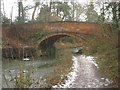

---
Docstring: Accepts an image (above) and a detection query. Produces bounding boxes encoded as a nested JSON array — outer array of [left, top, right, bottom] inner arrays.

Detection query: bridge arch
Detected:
[[38, 32, 85, 52]]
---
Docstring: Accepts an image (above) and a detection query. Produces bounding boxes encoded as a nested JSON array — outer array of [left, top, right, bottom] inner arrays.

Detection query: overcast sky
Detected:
[[2, 0, 90, 21], [2, 0, 119, 21]]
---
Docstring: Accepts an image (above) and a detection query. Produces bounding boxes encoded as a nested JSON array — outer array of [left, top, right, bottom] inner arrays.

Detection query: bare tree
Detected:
[[32, 2, 40, 20]]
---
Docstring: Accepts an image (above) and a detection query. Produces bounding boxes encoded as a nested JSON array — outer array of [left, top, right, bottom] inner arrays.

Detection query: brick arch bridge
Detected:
[[2, 21, 107, 57], [34, 21, 103, 52], [38, 32, 85, 51]]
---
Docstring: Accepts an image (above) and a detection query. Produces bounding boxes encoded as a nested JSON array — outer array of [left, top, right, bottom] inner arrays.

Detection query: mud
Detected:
[[53, 55, 112, 88], [71, 55, 111, 88]]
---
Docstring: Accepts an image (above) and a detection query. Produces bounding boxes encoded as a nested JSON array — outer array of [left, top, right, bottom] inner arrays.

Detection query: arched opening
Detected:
[[38, 33, 85, 56]]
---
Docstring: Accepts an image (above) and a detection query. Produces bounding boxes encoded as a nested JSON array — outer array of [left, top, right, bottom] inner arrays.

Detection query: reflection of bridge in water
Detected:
[[2, 21, 107, 58]]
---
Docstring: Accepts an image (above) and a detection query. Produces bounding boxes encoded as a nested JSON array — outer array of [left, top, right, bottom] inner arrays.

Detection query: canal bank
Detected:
[[82, 28, 118, 87], [2, 45, 115, 88], [40, 48, 73, 88], [2, 48, 73, 88], [2, 40, 117, 88]]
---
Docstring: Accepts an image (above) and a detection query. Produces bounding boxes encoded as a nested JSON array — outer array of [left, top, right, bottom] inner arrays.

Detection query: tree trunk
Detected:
[[119, 3, 120, 31], [101, 4, 105, 22], [18, 2, 24, 23], [32, 4, 37, 20], [118, 2, 120, 22], [18, 2, 21, 21], [72, 2, 75, 21], [112, 2, 117, 23]]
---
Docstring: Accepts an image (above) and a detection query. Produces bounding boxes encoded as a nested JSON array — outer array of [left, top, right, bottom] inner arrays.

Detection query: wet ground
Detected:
[[53, 55, 112, 88], [71, 55, 111, 88]]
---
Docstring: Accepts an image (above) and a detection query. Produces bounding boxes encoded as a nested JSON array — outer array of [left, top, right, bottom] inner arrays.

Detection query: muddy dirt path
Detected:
[[71, 55, 111, 88]]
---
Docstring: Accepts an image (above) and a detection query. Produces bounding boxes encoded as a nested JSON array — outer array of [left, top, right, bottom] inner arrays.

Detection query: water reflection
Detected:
[[2, 55, 56, 88], [2, 47, 80, 88]]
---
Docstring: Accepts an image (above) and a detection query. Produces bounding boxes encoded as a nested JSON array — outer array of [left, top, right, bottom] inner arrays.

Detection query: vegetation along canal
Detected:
[[2, 55, 57, 88], [2, 47, 112, 88], [2, 46, 74, 88]]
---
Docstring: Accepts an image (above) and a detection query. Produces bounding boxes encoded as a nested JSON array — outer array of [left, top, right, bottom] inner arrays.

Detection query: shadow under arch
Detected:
[[37, 32, 85, 55]]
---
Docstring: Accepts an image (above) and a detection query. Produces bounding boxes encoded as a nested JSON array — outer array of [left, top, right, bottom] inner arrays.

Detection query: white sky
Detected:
[[2, 0, 119, 21], [2, 0, 89, 21]]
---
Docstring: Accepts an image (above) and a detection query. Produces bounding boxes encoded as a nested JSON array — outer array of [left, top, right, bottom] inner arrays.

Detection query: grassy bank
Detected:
[[40, 48, 73, 88], [83, 25, 118, 87]]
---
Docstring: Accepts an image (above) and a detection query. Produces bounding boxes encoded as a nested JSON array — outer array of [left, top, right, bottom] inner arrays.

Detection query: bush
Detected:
[[83, 24, 118, 87]]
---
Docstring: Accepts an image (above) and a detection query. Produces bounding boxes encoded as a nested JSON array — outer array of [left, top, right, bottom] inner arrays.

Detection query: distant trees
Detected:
[[95, 1, 120, 28], [2, 15, 11, 25], [71, 2, 84, 21], [2, 0, 119, 24], [16, 2, 25, 23], [36, 5, 60, 22], [1, 0, 11, 25], [55, 2, 71, 21], [70, 1, 119, 24], [85, 2, 99, 22], [15, 1, 29, 24], [105, 2, 120, 27], [36, 5, 51, 22], [36, 2, 72, 22], [32, 2, 40, 20]]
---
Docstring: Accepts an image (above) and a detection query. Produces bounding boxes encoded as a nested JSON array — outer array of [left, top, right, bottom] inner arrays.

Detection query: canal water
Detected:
[[2, 55, 57, 88], [2, 47, 82, 88]]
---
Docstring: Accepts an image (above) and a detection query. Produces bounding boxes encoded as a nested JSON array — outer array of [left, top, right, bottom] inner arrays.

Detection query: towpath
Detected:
[[71, 55, 111, 88]]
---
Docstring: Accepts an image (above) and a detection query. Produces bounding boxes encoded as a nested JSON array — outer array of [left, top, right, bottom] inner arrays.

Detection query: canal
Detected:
[[2, 47, 111, 88], [2, 55, 57, 88]]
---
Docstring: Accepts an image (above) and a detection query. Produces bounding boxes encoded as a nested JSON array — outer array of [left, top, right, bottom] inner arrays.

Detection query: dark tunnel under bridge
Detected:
[[37, 32, 86, 55]]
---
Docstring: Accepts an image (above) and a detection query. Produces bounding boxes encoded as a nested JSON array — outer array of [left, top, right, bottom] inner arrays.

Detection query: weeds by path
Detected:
[[83, 24, 118, 87], [40, 49, 73, 88]]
